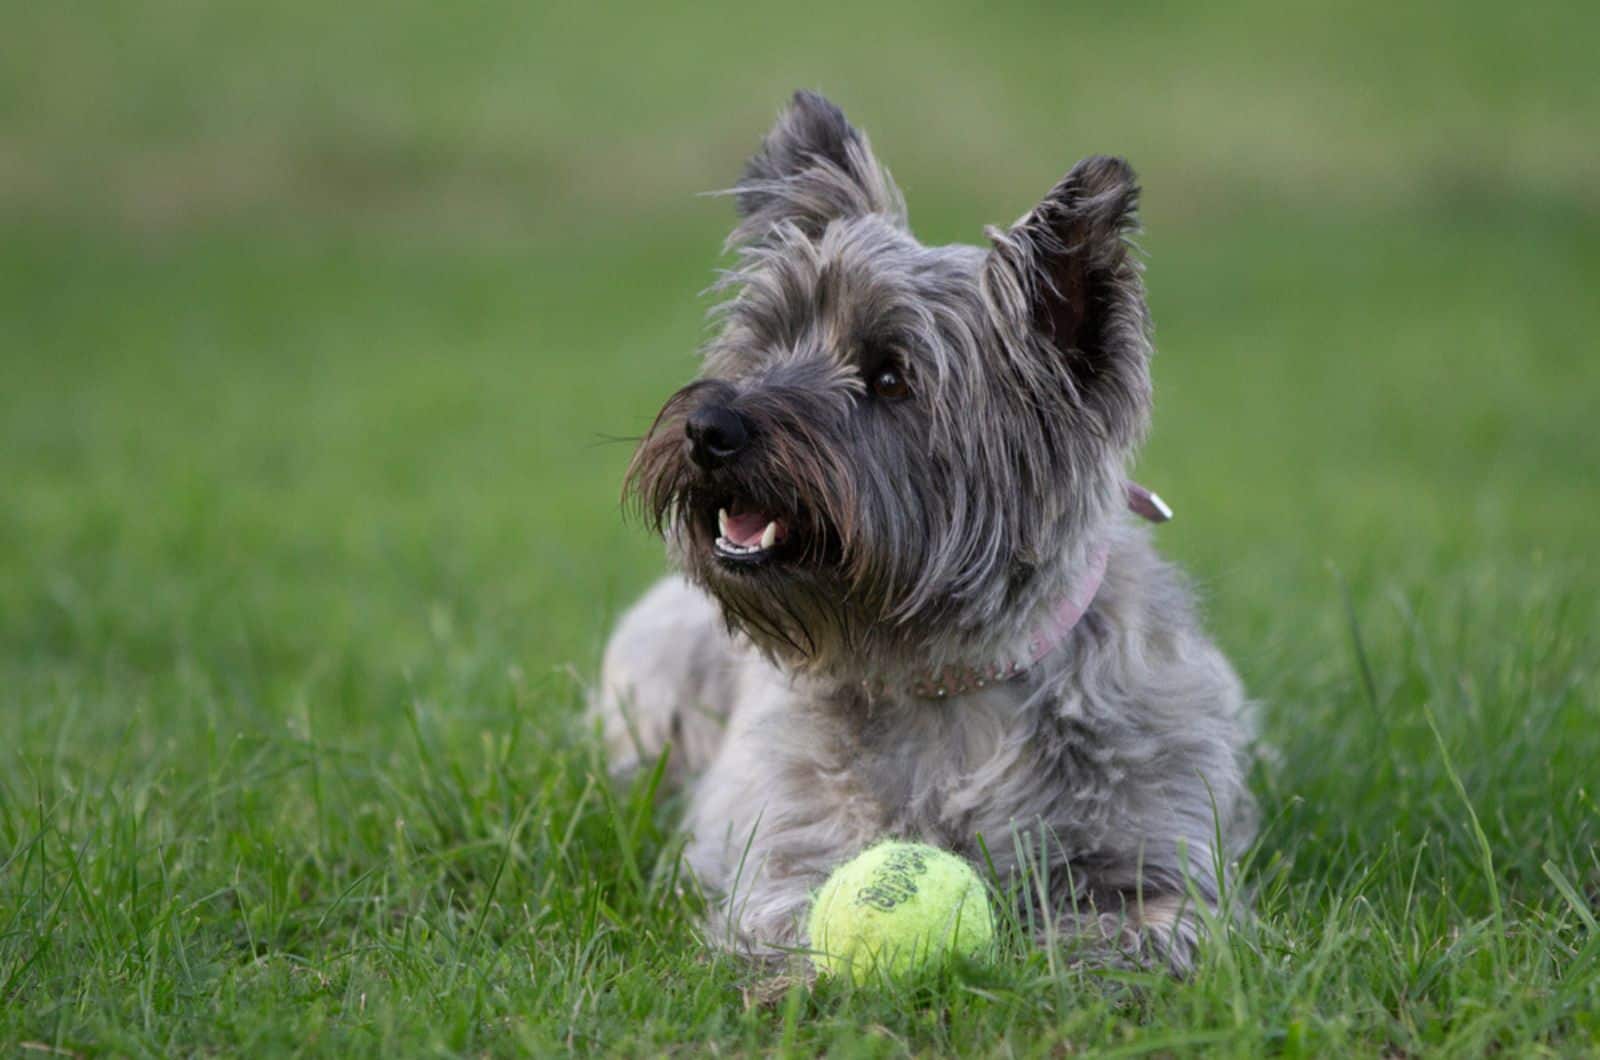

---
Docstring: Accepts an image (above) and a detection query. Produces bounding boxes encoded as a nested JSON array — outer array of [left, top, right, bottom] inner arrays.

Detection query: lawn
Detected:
[[3, 1, 1598, 1055]]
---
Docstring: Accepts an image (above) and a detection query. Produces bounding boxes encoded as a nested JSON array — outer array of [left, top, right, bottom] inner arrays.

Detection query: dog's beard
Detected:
[[625, 382, 870, 666], [659, 485, 853, 665]]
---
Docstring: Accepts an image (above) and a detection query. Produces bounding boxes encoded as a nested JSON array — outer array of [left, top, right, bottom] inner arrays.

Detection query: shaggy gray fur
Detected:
[[594, 91, 1255, 973]]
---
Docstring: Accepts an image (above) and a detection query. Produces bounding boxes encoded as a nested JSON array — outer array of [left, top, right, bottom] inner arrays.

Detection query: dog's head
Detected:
[[628, 91, 1152, 677]]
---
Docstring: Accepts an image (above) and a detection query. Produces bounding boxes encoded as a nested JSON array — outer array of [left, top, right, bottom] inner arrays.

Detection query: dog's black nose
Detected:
[[685, 405, 749, 469]]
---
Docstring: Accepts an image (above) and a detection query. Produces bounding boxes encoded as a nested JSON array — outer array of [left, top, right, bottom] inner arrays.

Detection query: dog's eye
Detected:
[[871, 368, 910, 401]]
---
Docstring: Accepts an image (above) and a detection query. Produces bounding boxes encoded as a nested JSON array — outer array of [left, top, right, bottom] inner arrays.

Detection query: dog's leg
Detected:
[[1048, 851, 1231, 974], [681, 695, 883, 964], [1126, 892, 1206, 972], [590, 575, 742, 789], [1072, 891, 1207, 974]]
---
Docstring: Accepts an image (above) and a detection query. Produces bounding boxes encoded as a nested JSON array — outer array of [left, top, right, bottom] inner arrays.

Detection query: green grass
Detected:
[[3, 1, 1598, 1055]]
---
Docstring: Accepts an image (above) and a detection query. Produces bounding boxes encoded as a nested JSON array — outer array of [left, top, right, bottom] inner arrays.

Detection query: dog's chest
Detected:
[[825, 683, 1105, 849]]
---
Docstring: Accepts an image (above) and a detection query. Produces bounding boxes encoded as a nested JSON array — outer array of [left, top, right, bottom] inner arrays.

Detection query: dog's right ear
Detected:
[[729, 91, 905, 245]]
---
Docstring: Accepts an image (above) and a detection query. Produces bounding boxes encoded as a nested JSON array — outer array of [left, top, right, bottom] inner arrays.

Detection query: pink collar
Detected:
[[880, 483, 1171, 700]]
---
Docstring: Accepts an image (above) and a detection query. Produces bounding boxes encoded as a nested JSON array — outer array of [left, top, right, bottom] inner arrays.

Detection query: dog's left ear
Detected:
[[984, 155, 1152, 447], [729, 91, 906, 245]]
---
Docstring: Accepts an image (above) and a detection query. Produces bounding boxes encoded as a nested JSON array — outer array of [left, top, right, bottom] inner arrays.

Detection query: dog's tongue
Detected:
[[721, 509, 787, 548]]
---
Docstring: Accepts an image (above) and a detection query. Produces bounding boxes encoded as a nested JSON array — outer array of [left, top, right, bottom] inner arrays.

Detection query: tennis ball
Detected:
[[807, 840, 995, 983]]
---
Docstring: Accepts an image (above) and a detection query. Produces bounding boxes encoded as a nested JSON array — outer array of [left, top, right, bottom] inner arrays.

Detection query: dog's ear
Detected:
[[984, 155, 1152, 446], [730, 91, 905, 244]]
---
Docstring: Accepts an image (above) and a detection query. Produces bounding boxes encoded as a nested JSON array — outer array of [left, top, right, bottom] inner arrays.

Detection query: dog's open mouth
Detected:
[[712, 501, 791, 566]]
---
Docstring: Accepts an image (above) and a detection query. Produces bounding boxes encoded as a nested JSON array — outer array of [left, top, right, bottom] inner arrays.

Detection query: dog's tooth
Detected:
[[717, 509, 730, 537], [759, 521, 778, 550]]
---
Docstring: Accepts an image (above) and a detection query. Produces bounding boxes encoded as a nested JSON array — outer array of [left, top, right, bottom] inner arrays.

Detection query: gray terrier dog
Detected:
[[594, 91, 1254, 972]]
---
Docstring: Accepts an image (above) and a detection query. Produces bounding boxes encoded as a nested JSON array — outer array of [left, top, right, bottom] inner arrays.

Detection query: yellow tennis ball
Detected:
[[807, 841, 995, 983]]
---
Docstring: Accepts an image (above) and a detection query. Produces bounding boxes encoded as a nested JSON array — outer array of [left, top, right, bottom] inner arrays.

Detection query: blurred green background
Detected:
[[3, 1, 1598, 1053], [5, 0, 1596, 690]]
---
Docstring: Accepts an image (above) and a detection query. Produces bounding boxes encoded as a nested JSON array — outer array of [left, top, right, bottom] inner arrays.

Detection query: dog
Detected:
[[593, 91, 1255, 973]]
